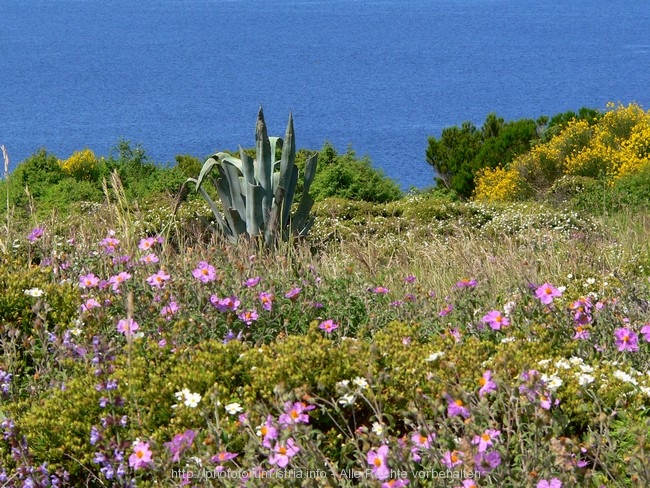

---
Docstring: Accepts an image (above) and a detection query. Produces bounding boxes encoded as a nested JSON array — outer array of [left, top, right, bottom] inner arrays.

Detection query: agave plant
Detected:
[[188, 108, 318, 248]]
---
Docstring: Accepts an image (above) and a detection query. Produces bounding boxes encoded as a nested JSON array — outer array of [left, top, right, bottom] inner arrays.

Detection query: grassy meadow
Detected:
[[1, 104, 650, 487]]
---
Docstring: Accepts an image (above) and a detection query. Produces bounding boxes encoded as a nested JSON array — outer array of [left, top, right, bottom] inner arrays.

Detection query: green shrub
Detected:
[[6, 149, 64, 213], [309, 143, 402, 203], [571, 164, 650, 212], [39, 178, 104, 215], [174, 154, 203, 179]]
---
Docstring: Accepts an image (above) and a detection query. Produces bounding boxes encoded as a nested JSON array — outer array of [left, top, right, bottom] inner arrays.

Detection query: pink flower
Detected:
[[367, 445, 390, 480], [285, 287, 302, 300], [478, 370, 497, 396], [129, 440, 153, 469], [79, 273, 100, 289], [382, 480, 410, 488], [244, 276, 261, 287], [472, 429, 500, 453], [445, 394, 470, 418], [474, 450, 501, 475], [405, 275, 416, 283], [373, 286, 390, 294], [279, 401, 314, 426], [614, 327, 638, 352], [459, 481, 478, 488], [146, 269, 170, 288], [257, 415, 278, 448], [160, 301, 179, 320], [238, 309, 258, 325], [100, 233, 120, 254], [537, 479, 562, 488], [139, 253, 159, 264], [441, 450, 464, 469], [573, 325, 590, 340], [535, 283, 562, 305], [210, 451, 238, 464], [211, 295, 240, 312], [641, 324, 650, 342], [571, 297, 593, 325], [456, 278, 477, 288], [539, 392, 553, 410], [269, 438, 300, 468], [27, 227, 44, 242], [164, 430, 195, 462], [81, 298, 101, 312], [481, 310, 510, 330], [439, 304, 453, 316], [108, 271, 131, 292], [410, 432, 434, 449], [138, 237, 157, 251], [319, 319, 339, 333], [117, 318, 139, 336], [258, 292, 274, 311], [192, 261, 216, 283]]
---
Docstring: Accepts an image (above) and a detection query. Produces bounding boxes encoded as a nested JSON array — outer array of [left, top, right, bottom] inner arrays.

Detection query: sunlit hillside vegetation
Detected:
[[1, 104, 649, 487]]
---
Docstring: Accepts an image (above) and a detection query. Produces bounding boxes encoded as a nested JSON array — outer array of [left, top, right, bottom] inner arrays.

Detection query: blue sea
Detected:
[[1, 0, 649, 189]]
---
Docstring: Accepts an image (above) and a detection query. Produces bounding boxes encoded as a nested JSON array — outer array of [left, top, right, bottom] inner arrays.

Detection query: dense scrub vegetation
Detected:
[[1, 103, 649, 487], [426, 108, 602, 199]]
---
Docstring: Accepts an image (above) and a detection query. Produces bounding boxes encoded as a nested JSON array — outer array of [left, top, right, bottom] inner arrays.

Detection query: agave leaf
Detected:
[[221, 163, 246, 220], [227, 208, 246, 242], [302, 152, 318, 193], [246, 183, 265, 235], [290, 153, 318, 234], [281, 163, 299, 231], [297, 215, 315, 237], [215, 168, 246, 239], [187, 178, 235, 242], [240, 147, 255, 188], [215, 152, 243, 172], [195, 156, 221, 190], [276, 113, 295, 196], [255, 107, 273, 217]]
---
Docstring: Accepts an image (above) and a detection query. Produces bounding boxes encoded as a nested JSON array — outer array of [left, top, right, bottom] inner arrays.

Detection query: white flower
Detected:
[[569, 356, 584, 366], [225, 402, 243, 415], [372, 422, 384, 436], [184, 392, 202, 408], [640, 386, 650, 398], [586, 277, 596, 285], [338, 393, 355, 406], [24, 288, 44, 297], [613, 370, 638, 385], [542, 374, 563, 391], [579, 364, 594, 373], [174, 388, 202, 408], [554, 359, 571, 370], [537, 359, 551, 367], [70, 327, 82, 336], [352, 377, 369, 389], [577, 373, 595, 386], [503, 301, 516, 316], [500, 336, 516, 343], [425, 351, 445, 362], [336, 380, 350, 390], [175, 388, 189, 401]]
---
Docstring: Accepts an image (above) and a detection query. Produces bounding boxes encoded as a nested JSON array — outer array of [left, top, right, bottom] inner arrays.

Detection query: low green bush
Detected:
[[309, 143, 402, 203]]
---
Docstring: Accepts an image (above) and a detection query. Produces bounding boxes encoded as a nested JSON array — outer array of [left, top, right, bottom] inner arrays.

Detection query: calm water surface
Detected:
[[1, 0, 649, 188]]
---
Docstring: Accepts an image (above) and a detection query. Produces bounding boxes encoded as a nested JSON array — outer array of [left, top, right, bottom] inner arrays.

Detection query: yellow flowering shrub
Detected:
[[477, 103, 650, 201], [58, 148, 98, 181], [473, 166, 524, 202]]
